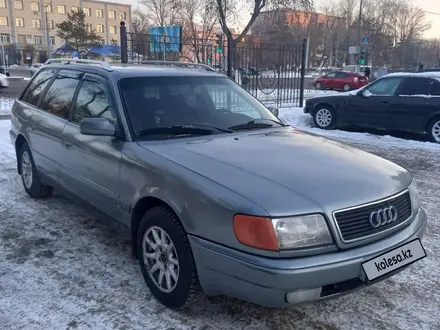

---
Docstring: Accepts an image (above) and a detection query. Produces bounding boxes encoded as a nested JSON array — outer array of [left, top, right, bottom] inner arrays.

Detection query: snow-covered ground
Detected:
[[0, 107, 440, 329], [0, 97, 14, 116]]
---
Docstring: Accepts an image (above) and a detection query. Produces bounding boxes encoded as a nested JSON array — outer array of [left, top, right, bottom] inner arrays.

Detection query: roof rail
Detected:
[[124, 60, 216, 72], [44, 58, 113, 71]]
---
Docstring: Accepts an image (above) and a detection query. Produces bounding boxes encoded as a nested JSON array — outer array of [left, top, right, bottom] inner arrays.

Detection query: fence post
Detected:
[[299, 38, 307, 107], [120, 21, 128, 64]]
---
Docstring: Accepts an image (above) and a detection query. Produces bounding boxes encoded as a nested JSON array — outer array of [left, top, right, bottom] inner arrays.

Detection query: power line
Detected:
[[423, 11, 440, 16]]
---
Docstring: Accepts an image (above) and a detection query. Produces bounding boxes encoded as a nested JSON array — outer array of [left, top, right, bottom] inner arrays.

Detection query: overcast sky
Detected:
[[121, 0, 440, 38]]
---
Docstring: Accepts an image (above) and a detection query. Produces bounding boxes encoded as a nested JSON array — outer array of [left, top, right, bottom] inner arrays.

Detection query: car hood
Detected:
[[138, 128, 412, 216]]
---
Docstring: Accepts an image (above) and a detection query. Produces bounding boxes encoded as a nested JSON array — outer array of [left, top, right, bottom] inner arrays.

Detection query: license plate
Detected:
[[362, 238, 426, 281]]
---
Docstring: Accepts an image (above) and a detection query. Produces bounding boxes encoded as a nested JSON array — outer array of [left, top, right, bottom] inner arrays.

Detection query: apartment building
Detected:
[[0, 0, 131, 51]]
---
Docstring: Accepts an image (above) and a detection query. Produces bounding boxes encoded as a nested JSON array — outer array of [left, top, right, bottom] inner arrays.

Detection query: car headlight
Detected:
[[272, 214, 333, 249], [408, 180, 421, 214]]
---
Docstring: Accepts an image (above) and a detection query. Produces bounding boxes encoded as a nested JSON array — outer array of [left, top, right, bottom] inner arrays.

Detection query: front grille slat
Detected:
[[334, 191, 412, 243]]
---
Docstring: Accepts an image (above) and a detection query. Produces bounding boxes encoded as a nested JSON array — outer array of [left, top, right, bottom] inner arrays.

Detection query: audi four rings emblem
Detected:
[[369, 206, 398, 228]]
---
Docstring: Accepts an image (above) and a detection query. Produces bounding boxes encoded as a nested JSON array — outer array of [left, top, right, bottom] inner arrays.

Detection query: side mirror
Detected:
[[80, 117, 115, 136], [267, 105, 279, 117]]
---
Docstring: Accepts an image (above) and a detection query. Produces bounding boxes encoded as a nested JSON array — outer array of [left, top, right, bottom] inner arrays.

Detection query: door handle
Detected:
[[64, 140, 72, 148]]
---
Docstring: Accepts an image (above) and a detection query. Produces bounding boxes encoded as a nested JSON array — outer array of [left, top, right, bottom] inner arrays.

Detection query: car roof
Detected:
[[384, 72, 440, 79], [110, 65, 223, 77]]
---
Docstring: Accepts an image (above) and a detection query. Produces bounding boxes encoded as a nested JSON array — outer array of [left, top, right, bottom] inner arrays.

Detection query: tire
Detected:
[[313, 106, 336, 129], [19, 142, 53, 198], [343, 84, 350, 91], [427, 117, 440, 143], [137, 206, 201, 309], [315, 82, 323, 90]]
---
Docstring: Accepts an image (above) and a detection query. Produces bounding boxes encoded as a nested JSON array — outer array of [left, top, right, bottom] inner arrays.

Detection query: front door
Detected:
[[27, 69, 82, 180], [340, 76, 405, 129], [60, 74, 126, 222]]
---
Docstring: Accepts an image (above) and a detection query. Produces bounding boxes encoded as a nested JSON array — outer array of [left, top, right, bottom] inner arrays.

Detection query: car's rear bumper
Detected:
[[189, 208, 427, 307]]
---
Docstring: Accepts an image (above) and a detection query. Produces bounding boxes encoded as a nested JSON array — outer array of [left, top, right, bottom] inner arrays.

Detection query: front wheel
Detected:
[[427, 117, 440, 143], [313, 107, 336, 129], [315, 82, 323, 90], [137, 206, 201, 309]]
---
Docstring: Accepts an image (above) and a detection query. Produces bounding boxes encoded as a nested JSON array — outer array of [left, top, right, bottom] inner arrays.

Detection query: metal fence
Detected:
[[119, 24, 307, 107]]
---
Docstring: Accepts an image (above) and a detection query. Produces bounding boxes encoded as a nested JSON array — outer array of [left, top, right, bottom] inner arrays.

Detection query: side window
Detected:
[[398, 78, 431, 96], [326, 72, 336, 78], [21, 69, 56, 106], [335, 72, 348, 78], [73, 78, 118, 124], [40, 70, 82, 119], [365, 77, 403, 96], [430, 80, 440, 96]]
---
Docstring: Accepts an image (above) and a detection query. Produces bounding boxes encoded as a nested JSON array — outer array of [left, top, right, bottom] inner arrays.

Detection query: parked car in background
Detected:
[[10, 60, 427, 310], [0, 73, 9, 88], [305, 72, 440, 143], [313, 71, 369, 91], [0, 67, 10, 77]]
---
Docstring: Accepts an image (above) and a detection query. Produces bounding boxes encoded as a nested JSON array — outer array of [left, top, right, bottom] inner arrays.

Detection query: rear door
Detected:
[[392, 77, 435, 132], [27, 69, 82, 180], [334, 72, 349, 90]]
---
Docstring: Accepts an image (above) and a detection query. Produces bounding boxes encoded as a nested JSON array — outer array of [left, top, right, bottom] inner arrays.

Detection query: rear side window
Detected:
[[335, 72, 348, 78], [21, 69, 56, 106], [40, 70, 82, 119], [399, 78, 432, 96], [366, 77, 403, 96]]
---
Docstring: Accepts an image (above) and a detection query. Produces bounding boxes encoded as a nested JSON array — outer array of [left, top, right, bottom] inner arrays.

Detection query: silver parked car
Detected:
[[10, 59, 427, 309]]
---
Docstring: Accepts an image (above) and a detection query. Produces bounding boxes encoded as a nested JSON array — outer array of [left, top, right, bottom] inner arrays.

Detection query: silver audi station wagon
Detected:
[[10, 59, 427, 309]]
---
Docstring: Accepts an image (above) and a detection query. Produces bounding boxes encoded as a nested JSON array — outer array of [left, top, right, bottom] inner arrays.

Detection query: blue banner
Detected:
[[148, 26, 182, 53]]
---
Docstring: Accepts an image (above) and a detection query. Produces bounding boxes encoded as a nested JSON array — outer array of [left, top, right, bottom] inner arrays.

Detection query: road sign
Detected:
[[72, 51, 78, 59], [360, 59, 366, 65], [362, 37, 369, 45]]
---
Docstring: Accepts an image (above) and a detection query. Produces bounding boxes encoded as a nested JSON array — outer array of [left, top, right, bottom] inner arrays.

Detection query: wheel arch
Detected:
[[130, 195, 182, 258], [425, 114, 440, 132], [15, 134, 28, 174]]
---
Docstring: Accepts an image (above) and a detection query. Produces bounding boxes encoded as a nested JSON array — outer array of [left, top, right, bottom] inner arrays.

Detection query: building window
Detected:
[[45, 3, 52, 12], [84, 8, 91, 16], [31, 2, 40, 12], [120, 12, 126, 20], [111, 39, 117, 46], [109, 26, 116, 34], [18, 34, 26, 44], [16, 18, 24, 27], [58, 5, 65, 14], [34, 36, 42, 44], [96, 9, 103, 18], [32, 19, 41, 28], [14, 1, 23, 10], [71, 6, 78, 13], [0, 17, 8, 26], [86, 24, 92, 32], [0, 34, 10, 43], [47, 20, 54, 29], [50, 36, 55, 45], [0, 0, 6, 9], [109, 10, 116, 19], [97, 25, 104, 33]]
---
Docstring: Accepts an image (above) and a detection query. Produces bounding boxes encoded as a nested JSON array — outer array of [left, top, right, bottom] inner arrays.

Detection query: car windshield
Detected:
[[119, 76, 283, 138]]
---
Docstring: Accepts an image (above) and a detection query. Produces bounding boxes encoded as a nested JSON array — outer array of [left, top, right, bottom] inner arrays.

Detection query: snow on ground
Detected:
[[0, 97, 14, 116], [0, 114, 440, 329]]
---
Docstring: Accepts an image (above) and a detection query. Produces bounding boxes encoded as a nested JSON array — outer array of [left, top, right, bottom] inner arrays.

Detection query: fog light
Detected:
[[286, 287, 322, 304]]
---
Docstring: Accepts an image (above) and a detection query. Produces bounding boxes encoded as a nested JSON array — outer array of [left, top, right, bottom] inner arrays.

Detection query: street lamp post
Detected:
[[44, 2, 53, 59]]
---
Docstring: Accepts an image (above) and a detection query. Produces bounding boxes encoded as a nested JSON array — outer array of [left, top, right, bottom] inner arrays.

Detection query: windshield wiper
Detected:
[[184, 123, 234, 133], [228, 118, 286, 131], [137, 125, 215, 136]]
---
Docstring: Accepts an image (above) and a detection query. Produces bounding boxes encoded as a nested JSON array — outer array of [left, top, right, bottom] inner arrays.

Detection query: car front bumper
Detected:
[[189, 208, 427, 307]]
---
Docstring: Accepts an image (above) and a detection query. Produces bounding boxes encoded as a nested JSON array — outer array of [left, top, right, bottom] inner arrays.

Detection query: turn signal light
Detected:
[[233, 215, 279, 251]]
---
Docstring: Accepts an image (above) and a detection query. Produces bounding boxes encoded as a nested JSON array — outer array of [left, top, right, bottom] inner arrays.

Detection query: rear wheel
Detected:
[[427, 117, 440, 143], [19, 142, 52, 198], [343, 84, 350, 91], [313, 106, 336, 129]]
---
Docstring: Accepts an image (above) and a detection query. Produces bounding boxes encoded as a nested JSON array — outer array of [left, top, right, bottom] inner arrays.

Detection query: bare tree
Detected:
[[132, 8, 149, 34], [139, 0, 181, 27], [180, 0, 218, 62]]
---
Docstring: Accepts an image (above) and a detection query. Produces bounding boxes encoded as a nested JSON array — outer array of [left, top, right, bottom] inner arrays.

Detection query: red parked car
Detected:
[[313, 71, 369, 91]]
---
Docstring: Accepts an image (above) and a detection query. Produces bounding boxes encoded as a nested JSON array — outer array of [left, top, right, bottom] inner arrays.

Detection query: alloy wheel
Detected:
[[316, 108, 332, 128], [21, 151, 33, 189], [432, 120, 440, 143], [142, 226, 180, 293]]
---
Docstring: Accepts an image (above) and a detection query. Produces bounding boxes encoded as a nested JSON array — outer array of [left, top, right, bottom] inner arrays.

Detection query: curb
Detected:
[[0, 114, 11, 120]]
